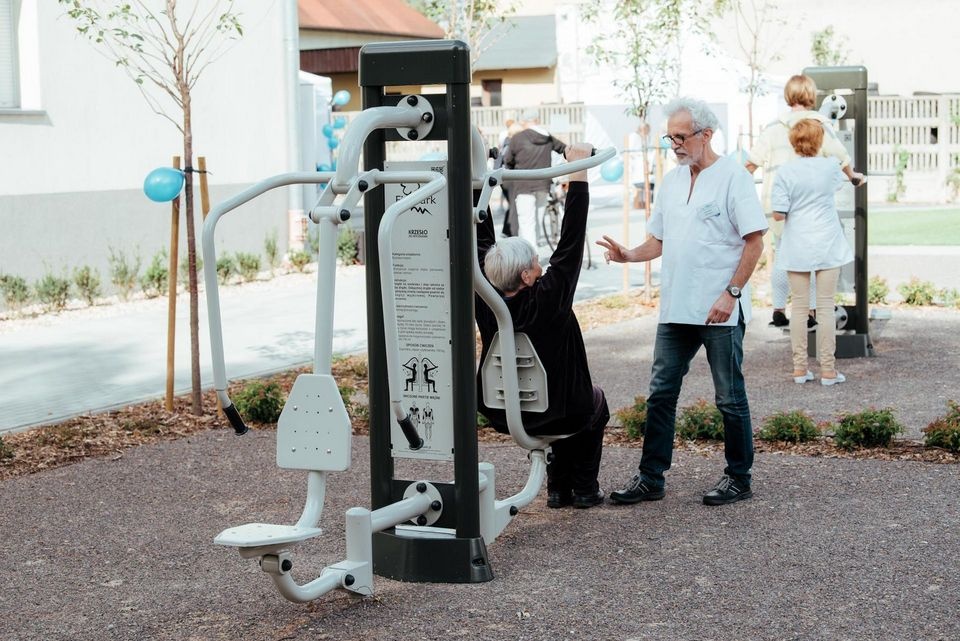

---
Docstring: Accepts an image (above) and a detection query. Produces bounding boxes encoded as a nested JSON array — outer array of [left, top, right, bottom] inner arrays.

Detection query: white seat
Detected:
[[215, 523, 323, 548], [215, 374, 352, 551]]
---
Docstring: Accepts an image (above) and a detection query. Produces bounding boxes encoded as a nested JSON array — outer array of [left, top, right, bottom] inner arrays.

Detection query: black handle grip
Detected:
[[222, 403, 249, 435], [398, 415, 424, 450]]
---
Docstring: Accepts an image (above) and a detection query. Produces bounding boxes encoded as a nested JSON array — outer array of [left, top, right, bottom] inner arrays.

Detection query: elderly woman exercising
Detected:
[[475, 142, 608, 510]]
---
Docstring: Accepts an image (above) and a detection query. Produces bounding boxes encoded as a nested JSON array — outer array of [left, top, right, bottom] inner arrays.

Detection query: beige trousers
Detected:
[[788, 268, 841, 374]]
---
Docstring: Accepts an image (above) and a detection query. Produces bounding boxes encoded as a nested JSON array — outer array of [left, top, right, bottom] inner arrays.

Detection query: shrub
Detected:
[[178, 254, 202, 289], [676, 399, 724, 441], [264, 229, 280, 274], [235, 252, 262, 282], [0, 274, 31, 311], [306, 227, 320, 256], [833, 407, 903, 449], [233, 380, 284, 424], [939, 287, 960, 309], [108, 247, 141, 300], [758, 410, 821, 443], [109, 249, 140, 299], [216, 253, 237, 285], [477, 412, 490, 428], [337, 225, 360, 265], [34, 272, 71, 312], [289, 249, 312, 273], [867, 275, 889, 305], [615, 395, 648, 440], [922, 401, 960, 453], [140, 249, 169, 299], [72, 265, 102, 306], [886, 146, 909, 203], [0, 435, 13, 460], [897, 277, 936, 306]]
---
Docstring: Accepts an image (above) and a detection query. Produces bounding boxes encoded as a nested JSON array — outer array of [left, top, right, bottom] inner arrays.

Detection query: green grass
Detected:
[[868, 208, 960, 246]]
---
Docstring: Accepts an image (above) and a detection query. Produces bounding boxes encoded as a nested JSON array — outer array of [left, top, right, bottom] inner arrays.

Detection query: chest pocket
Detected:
[[696, 202, 730, 243]]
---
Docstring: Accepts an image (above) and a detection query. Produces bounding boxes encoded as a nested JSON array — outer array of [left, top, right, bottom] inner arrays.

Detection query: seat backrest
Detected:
[[276, 374, 352, 471], [480, 332, 548, 413]]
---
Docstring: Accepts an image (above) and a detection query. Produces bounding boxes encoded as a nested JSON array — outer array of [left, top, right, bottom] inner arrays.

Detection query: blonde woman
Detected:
[[771, 119, 854, 386], [746, 74, 863, 328]]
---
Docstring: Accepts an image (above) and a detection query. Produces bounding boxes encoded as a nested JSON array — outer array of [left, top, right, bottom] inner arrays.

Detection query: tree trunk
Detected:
[[182, 90, 203, 415]]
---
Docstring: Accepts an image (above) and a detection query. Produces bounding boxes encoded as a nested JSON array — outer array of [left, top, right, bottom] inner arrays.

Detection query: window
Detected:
[[0, 0, 19, 108], [481, 79, 502, 107]]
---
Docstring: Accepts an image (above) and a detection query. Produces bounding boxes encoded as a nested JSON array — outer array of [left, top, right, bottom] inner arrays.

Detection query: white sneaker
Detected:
[[821, 372, 846, 386], [793, 371, 815, 384]]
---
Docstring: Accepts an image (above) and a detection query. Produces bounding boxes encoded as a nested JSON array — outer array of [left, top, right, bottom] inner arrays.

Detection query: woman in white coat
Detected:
[[771, 119, 854, 386]]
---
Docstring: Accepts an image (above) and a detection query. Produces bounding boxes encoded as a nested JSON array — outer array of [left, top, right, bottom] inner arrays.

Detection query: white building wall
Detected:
[[0, 0, 293, 289]]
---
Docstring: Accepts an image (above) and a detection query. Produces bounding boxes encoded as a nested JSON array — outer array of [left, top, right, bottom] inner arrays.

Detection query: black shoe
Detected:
[[572, 490, 605, 509], [608, 475, 665, 504], [547, 490, 573, 509], [807, 315, 818, 330], [769, 310, 788, 327], [702, 475, 753, 506]]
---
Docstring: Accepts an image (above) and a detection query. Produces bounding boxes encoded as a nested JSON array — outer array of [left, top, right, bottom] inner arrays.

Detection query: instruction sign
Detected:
[[384, 161, 454, 461]]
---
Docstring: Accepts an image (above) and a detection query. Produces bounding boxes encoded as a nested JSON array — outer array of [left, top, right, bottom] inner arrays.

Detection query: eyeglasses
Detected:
[[662, 129, 704, 147]]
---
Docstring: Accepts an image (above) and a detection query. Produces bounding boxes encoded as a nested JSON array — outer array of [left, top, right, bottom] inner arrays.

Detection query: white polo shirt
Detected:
[[771, 156, 854, 272], [649, 155, 767, 326]]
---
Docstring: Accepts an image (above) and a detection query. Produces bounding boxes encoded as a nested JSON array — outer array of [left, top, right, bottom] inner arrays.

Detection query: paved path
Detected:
[[1, 191, 957, 433]]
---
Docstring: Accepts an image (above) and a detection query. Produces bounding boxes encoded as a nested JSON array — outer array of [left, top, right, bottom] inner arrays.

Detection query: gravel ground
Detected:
[[588, 305, 960, 440], [2, 306, 958, 640]]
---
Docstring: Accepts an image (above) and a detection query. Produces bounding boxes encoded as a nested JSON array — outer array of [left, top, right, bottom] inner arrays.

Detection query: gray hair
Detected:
[[664, 97, 720, 132], [484, 237, 537, 293]]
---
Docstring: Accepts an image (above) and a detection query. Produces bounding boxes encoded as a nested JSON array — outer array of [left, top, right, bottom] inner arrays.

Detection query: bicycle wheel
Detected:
[[541, 201, 562, 251]]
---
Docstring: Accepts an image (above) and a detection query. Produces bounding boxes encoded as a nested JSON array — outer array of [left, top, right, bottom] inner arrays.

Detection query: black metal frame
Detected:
[[359, 40, 492, 583], [803, 65, 874, 358]]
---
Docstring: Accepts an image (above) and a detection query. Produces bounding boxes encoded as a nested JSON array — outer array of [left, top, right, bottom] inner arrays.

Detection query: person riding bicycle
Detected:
[[503, 108, 567, 251]]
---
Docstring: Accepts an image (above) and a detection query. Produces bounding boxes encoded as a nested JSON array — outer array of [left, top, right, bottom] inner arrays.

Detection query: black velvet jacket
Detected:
[[475, 182, 594, 435]]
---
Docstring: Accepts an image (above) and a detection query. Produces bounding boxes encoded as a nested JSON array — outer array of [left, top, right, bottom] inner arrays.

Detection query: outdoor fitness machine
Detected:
[[200, 40, 613, 602], [804, 65, 874, 358]]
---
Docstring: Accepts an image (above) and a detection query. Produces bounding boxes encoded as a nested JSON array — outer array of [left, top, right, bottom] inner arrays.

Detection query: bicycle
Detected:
[[540, 181, 594, 268]]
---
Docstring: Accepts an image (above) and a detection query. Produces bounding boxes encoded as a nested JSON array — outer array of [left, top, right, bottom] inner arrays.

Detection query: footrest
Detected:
[[214, 522, 323, 548]]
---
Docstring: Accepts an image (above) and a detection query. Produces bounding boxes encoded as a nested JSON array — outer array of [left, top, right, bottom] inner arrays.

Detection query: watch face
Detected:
[[728, 286, 741, 297]]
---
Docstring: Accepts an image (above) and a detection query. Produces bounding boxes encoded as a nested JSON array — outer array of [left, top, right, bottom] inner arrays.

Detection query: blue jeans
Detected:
[[639, 319, 754, 489]]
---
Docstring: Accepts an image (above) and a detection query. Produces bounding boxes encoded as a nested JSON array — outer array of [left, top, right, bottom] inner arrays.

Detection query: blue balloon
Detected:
[[600, 157, 624, 182], [332, 90, 351, 107], [327, 137, 339, 150], [331, 159, 337, 170], [333, 116, 347, 129], [728, 148, 749, 164], [317, 163, 332, 172], [322, 124, 334, 138], [143, 167, 184, 202]]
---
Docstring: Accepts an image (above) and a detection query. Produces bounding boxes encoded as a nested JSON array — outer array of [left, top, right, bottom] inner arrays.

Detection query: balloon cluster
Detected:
[[322, 91, 351, 154]]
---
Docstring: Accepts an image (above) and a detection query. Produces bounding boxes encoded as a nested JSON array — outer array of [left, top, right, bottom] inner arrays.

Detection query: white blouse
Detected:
[[771, 156, 854, 272]]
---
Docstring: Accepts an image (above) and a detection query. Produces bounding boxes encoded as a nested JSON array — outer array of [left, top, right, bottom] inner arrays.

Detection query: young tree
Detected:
[[583, 0, 724, 300], [726, 0, 786, 146], [811, 25, 850, 67], [412, 0, 517, 70], [59, 0, 243, 415], [583, 0, 725, 206]]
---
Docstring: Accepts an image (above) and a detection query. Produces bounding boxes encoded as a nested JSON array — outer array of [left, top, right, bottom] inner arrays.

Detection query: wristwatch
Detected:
[[725, 285, 742, 299]]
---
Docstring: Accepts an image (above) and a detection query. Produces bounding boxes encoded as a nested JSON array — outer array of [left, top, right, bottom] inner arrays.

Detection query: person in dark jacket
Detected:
[[476, 142, 607, 510], [503, 109, 568, 249]]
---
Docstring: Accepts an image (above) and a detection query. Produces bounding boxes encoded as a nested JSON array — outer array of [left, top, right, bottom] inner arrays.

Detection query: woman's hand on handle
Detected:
[[565, 142, 594, 182]]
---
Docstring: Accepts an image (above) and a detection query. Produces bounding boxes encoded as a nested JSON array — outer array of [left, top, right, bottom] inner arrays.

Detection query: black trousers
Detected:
[[547, 386, 609, 495]]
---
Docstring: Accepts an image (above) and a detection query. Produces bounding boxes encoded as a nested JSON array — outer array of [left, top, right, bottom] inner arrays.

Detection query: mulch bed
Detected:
[[2, 296, 957, 481]]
